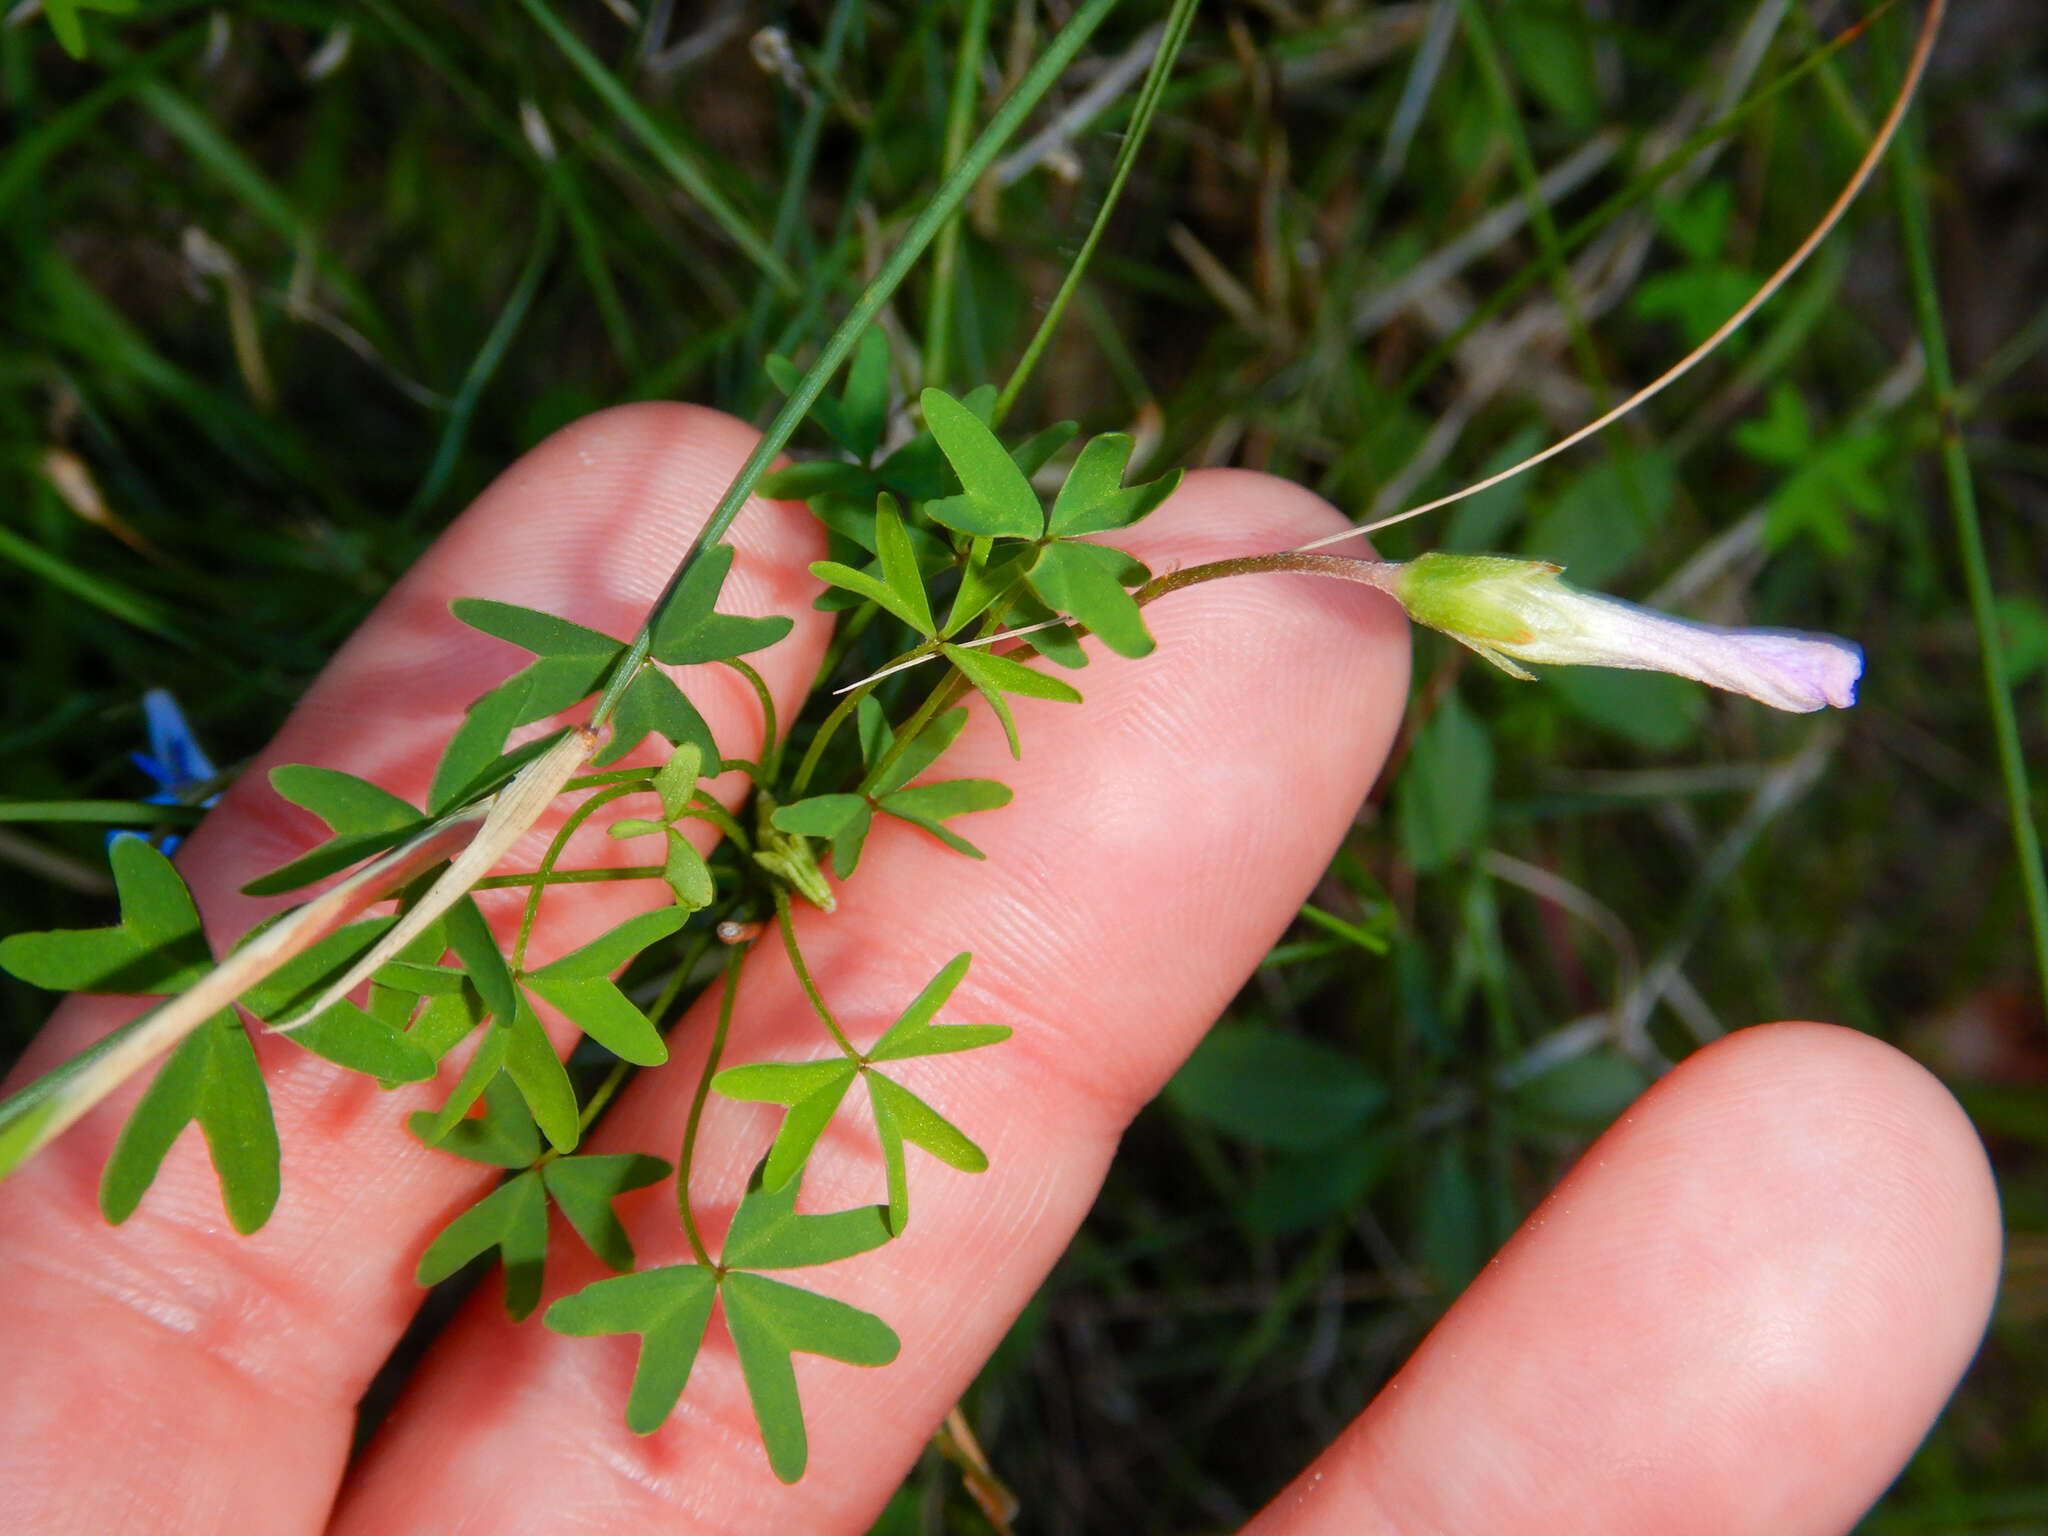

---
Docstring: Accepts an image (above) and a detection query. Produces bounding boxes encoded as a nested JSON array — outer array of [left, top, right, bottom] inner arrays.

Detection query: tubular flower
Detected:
[[1366, 552, 1862, 714]]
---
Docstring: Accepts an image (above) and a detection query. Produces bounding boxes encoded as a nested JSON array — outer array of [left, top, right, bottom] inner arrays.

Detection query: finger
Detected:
[[0, 405, 829, 1536], [332, 469, 1412, 1530], [1248, 1022, 2001, 1536]]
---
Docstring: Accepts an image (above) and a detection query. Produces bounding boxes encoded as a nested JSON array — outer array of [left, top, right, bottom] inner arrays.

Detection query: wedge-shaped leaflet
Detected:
[[1026, 538, 1154, 658], [406, 1074, 540, 1167], [1046, 432, 1181, 537], [724, 1272, 900, 1483], [545, 1161, 897, 1465], [0, 837, 211, 994], [648, 542, 795, 667], [433, 601, 625, 810], [920, 387, 1044, 539], [522, 907, 688, 1067], [100, 1007, 279, 1234], [244, 766, 428, 896], [415, 1149, 669, 1319], [546, 1264, 719, 1434], [942, 644, 1083, 758]]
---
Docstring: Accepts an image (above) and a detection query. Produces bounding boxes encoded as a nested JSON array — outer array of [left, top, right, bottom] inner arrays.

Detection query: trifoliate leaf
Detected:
[[542, 1152, 672, 1272], [244, 766, 427, 896], [919, 388, 1043, 539], [407, 1074, 541, 1167], [416, 1168, 550, 1319], [100, 1008, 279, 1234], [544, 1263, 719, 1434], [0, 838, 211, 995], [1027, 539, 1155, 658], [723, 1271, 901, 1484]]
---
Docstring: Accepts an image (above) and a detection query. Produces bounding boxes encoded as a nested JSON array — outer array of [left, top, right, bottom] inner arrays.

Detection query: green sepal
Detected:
[[100, 1008, 280, 1235]]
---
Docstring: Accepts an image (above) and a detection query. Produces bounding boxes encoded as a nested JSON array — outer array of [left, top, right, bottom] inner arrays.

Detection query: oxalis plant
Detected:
[[0, 0, 1962, 1494]]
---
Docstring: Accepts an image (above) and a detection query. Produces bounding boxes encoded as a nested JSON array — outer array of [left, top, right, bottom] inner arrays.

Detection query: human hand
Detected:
[[0, 405, 2000, 1533]]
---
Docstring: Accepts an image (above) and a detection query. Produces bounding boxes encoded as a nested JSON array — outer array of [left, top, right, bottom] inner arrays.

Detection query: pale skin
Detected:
[[0, 405, 2003, 1533]]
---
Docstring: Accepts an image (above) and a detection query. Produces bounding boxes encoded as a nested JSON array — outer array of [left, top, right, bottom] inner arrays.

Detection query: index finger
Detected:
[[0, 404, 830, 1535]]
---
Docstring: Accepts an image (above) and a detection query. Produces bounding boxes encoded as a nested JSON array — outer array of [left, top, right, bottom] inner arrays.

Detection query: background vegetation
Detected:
[[2, 0, 2043, 1529]]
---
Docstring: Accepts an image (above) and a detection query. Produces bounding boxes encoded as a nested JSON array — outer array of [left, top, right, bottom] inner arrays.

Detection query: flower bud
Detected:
[[1385, 552, 1862, 713]]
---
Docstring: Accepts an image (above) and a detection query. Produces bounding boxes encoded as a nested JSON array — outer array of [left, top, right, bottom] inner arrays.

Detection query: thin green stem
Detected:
[[678, 942, 748, 1269], [0, 800, 207, 826], [470, 866, 665, 889], [790, 682, 873, 797], [584, 0, 1123, 733], [515, 0, 796, 293], [511, 782, 637, 971], [684, 790, 750, 851], [775, 890, 856, 1056], [1894, 114, 2048, 1018], [922, 0, 995, 392], [992, 0, 1200, 427], [723, 658, 780, 784]]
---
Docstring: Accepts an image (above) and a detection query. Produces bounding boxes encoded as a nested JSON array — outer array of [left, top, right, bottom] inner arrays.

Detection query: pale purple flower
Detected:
[[1373, 553, 1862, 714]]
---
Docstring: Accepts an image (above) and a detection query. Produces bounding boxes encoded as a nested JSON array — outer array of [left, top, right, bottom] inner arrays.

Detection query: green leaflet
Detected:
[[0, 838, 211, 995], [724, 1271, 900, 1483], [243, 765, 427, 896], [100, 1008, 279, 1234], [919, 388, 1043, 539]]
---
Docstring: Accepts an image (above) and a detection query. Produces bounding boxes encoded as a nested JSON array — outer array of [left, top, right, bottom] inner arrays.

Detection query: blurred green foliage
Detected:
[[3, 0, 2045, 1529]]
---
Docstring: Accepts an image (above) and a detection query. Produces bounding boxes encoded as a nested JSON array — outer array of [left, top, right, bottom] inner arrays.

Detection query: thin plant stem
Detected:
[[992, 0, 1200, 428], [1297, 0, 1946, 551], [1893, 113, 2048, 1018], [678, 943, 748, 1269], [791, 681, 875, 796], [923, 0, 996, 392], [584, 0, 1124, 734], [511, 782, 637, 971], [775, 890, 856, 1056], [471, 866, 665, 889], [723, 657, 780, 783]]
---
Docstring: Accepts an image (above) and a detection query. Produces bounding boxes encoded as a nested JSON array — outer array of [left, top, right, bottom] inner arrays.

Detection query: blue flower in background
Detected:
[[110, 689, 220, 856]]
